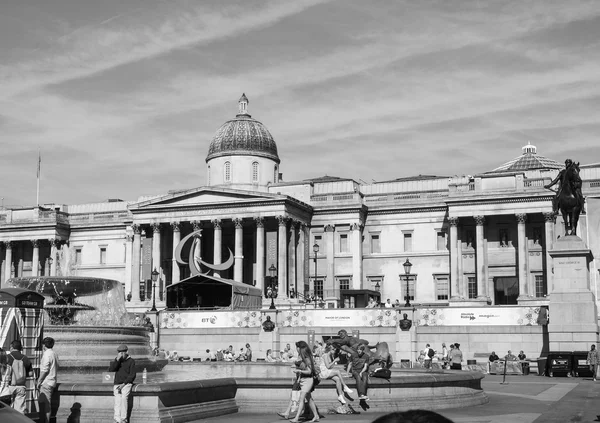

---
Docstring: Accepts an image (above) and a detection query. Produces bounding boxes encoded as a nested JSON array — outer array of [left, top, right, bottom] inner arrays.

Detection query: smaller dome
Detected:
[[489, 143, 562, 173], [206, 94, 280, 163]]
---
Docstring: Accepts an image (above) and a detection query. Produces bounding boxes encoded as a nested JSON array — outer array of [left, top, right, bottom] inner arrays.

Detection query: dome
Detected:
[[206, 94, 280, 163], [488, 142, 562, 173]]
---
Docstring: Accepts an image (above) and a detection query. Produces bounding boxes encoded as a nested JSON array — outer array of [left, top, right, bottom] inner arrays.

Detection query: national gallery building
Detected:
[[2, 95, 600, 314]]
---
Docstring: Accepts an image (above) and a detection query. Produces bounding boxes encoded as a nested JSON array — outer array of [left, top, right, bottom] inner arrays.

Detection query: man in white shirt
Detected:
[[37, 337, 59, 423], [384, 299, 393, 308]]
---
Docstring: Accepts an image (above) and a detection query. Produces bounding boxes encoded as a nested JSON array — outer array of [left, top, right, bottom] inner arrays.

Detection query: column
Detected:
[[171, 222, 181, 284], [351, 222, 363, 290], [449, 217, 460, 300], [31, 239, 39, 277], [543, 212, 555, 295], [516, 213, 529, 298], [50, 239, 59, 276], [212, 219, 222, 278], [2, 241, 12, 286], [151, 223, 162, 277], [457, 235, 465, 299], [234, 218, 243, 282], [297, 223, 307, 295], [288, 221, 298, 296], [191, 220, 202, 275], [474, 216, 486, 300], [131, 224, 142, 301], [124, 232, 133, 296], [277, 216, 288, 297], [255, 217, 265, 292], [325, 224, 335, 299]]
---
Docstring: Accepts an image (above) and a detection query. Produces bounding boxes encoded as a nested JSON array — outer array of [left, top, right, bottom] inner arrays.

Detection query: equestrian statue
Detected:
[[544, 158, 585, 236]]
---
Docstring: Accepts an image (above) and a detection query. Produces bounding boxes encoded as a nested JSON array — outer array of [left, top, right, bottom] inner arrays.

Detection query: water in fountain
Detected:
[[6, 276, 167, 374]]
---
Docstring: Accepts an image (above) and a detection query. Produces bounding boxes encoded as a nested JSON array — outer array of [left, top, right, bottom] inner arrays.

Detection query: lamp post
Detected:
[[268, 264, 278, 310], [312, 243, 319, 304], [403, 258, 412, 307], [150, 268, 159, 312]]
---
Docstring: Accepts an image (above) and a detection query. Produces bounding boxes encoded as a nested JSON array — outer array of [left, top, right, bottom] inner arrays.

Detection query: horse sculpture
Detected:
[[545, 160, 583, 236]]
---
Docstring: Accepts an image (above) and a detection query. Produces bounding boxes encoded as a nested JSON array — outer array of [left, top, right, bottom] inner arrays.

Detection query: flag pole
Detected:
[[36, 152, 41, 206]]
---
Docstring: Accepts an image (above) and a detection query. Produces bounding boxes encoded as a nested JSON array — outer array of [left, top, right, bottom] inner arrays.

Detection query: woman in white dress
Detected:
[[320, 345, 353, 404]]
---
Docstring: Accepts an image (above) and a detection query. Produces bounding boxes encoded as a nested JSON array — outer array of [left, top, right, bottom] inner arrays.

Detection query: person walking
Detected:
[[450, 343, 463, 370], [109, 344, 136, 423], [289, 340, 320, 423], [441, 343, 448, 369], [0, 348, 13, 405], [7, 340, 33, 414], [37, 337, 59, 423], [587, 344, 599, 381], [423, 344, 434, 370]]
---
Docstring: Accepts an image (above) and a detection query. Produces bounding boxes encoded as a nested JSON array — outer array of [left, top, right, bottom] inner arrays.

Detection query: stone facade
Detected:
[[1, 95, 600, 315]]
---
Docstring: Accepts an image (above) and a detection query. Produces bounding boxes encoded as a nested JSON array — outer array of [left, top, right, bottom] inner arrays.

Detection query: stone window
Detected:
[[339, 233, 349, 253], [99, 247, 107, 265], [274, 166, 278, 183], [534, 273, 546, 297], [436, 231, 447, 250], [467, 275, 477, 298], [338, 277, 350, 290], [314, 279, 324, 299], [435, 275, 449, 300], [252, 162, 259, 182], [403, 232, 413, 252], [224, 161, 231, 182], [313, 235, 322, 253], [370, 233, 380, 253], [399, 274, 415, 301], [75, 248, 82, 265]]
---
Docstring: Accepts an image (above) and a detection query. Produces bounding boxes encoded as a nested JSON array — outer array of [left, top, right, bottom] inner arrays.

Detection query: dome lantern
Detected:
[[238, 93, 249, 116]]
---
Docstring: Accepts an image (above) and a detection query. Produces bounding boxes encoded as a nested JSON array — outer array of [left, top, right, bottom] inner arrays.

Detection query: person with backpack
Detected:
[[7, 340, 33, 414], [423, 344, 435, 369], [37, 337, 59, 423]]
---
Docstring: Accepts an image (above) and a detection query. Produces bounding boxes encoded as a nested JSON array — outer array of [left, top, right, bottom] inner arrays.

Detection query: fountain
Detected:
[[7, 276, 167, 374]]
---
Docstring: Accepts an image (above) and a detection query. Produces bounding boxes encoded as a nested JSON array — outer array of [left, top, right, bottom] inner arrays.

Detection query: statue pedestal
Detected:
[[258, 311, 280, 360], [395, 313, 417, 366], [548, 235, 598, 351]]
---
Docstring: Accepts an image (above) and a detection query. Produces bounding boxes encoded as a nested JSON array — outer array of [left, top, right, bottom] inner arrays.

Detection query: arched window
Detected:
[[274, 166, 278, 183], [207, 166, 211, 185], [225, 162, 231, 182], [252, 162, 259, 182]]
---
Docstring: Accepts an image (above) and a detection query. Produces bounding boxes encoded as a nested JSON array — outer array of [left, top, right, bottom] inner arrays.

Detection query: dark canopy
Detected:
[[167, 273, 262, 310]]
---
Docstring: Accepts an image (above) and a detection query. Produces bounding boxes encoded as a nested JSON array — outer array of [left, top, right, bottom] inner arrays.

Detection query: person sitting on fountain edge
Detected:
[[109, 344, 136, 423]]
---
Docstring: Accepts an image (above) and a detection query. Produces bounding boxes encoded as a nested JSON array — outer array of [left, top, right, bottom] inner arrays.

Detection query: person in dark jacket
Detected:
[[7, 340, 33, 414], [109, 344, 136, 423]]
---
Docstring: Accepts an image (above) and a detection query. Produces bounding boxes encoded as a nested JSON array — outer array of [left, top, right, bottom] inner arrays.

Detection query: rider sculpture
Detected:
[[544, 159, 585, 235], [326, 329, 393, 370]]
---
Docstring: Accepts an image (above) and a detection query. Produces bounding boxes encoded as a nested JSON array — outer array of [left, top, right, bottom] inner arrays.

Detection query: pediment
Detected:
[[131, 187, 283, 209]]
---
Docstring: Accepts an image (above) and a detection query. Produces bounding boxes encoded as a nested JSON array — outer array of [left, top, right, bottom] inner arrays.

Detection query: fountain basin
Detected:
[[46, 326, 167, 374], [52, 363, 487, 422]]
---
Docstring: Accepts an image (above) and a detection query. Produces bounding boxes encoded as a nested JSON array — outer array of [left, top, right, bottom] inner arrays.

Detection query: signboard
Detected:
[[415, 306, 542, 326], [0, 290, 45, 309]]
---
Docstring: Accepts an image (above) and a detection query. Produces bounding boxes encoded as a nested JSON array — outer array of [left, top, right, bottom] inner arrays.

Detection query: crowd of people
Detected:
[[366, 298, 402, 308], [417, 342, 463, 370]]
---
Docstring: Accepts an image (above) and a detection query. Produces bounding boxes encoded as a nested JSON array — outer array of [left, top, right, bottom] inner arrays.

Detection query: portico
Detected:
[[127, 187, 312, 308]]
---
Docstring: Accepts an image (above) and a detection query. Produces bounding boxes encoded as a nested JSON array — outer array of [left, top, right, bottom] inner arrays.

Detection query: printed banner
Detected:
[[161, 310, 262, 329], [415, 306, 542, 326], [278, 309, 398, 328]]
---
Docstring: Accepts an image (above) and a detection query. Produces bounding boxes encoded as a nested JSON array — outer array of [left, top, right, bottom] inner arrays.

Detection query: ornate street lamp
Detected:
[[268, 264, 278, 310], [312, 243, 319, 303], [403, 258, 413, 307], [150, 268, 159, 312]]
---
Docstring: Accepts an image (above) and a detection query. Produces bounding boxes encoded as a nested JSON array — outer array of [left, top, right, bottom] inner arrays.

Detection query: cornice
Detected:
[[446, 195, 554, 207], [369, 206, 448, 216]]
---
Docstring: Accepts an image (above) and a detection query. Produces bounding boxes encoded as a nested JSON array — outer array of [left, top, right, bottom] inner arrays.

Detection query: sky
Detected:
[[1, 0, 600, 208]]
